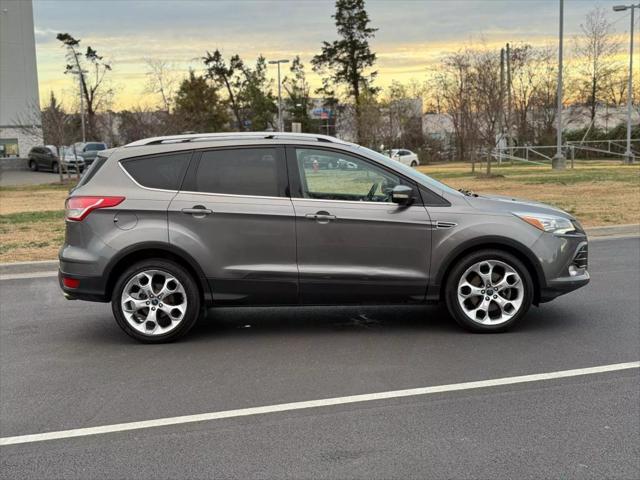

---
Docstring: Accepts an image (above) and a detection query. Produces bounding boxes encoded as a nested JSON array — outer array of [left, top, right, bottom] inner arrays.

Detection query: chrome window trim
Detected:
[[174, 189, 288, 201], [119, 157, 422, 205], [292, 197, 418, 207]]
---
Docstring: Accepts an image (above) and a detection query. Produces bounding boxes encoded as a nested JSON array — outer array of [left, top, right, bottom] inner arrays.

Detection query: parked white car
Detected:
[[388, 149, 420, 167], [61, 146, 86, 172]]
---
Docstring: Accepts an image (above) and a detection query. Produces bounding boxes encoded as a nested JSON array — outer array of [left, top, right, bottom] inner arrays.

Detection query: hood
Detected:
[[465, 193, 574, 219]]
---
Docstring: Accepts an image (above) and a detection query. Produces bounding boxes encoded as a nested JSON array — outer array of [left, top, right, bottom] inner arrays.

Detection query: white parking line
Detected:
[[1, 361, 638, 447]]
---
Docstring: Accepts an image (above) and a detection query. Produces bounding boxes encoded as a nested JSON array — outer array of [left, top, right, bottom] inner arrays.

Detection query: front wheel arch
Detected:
[[437, 240, 542, 306]]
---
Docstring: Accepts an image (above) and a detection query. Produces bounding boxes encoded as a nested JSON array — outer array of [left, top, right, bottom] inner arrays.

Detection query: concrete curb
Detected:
[[0, 224, 638, 276], [0, 260, 58, 276], [585, 224, 640, 238]]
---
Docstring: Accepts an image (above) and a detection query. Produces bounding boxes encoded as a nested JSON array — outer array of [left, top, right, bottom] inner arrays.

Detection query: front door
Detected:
[[287, 146, 432, 304], [168, 146, 297, 305]]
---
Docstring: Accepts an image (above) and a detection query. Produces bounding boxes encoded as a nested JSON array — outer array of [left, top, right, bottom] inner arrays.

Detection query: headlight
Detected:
[[514, 212, 576, 234]]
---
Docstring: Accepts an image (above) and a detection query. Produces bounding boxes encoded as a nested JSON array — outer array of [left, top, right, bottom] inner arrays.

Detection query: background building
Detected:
[[0, 0, 42, 158]]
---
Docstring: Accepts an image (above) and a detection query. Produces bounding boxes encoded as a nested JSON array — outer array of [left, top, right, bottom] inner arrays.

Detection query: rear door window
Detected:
[[189, 147, 285, 197], [121, 152, 192, 190]]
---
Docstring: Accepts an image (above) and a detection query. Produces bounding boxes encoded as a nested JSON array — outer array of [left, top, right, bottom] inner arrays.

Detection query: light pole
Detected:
[[553, 0, 566, 169], [268, 59, 289, 132], [613, 4, 638, 164], [68, 67, 88, 143]]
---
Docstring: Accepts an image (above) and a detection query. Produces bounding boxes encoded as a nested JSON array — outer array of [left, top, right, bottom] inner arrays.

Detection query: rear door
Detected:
[[168, 146, 297, 305], [287, 146, 432, 304]]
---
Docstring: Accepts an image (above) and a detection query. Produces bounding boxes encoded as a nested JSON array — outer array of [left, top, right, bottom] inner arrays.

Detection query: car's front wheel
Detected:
[[111, 259, 201, 343], [29, 159, 38, 171], [445, 249, 533, 332], [52, 162, 59, 174]]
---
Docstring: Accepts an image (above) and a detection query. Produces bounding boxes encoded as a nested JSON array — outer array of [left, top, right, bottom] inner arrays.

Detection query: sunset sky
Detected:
[[32, 0, 633, 110]]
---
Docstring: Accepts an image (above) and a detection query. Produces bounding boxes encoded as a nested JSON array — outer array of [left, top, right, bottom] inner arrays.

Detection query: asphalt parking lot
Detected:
[[0, 170, 62, 187], [1, 236, 639, 479]]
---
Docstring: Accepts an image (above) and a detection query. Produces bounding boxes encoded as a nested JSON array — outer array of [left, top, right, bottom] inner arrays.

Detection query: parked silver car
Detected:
[[59, 133, 589, 343]]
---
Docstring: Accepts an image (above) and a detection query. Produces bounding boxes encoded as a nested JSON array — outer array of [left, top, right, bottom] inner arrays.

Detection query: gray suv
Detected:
[[59, 133, 589, 343]]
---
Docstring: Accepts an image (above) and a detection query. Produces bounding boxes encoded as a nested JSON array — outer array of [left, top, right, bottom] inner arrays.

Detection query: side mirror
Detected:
[[391, 185, 414, 206]]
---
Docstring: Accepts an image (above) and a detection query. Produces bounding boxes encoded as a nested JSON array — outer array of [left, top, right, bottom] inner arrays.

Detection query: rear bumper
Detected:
[[58, 268, 109, 302]]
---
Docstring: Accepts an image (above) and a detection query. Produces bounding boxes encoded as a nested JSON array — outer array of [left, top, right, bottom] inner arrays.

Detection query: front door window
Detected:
[[295, 148, 403, 203]]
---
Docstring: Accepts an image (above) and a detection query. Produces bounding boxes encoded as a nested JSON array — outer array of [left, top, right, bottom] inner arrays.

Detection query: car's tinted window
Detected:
[[121, 152, 191, 190], [85, 143, 106, 151], [295, 148, 413, 203], [419, 187, 450, 206], [194, 148, 280, 197]]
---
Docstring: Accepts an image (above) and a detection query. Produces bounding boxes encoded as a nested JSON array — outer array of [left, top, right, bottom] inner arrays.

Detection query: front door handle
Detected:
[[182, 205, 213, 217], [305, 211, 336, 223]]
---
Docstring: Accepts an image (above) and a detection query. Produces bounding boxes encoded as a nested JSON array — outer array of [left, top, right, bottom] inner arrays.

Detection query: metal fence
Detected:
[[485, 139, 639, 167]]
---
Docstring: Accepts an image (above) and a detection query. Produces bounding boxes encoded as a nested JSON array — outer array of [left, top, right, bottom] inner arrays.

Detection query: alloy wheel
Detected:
[[120, 269, 188, 336], [457, 259, 524, 326]]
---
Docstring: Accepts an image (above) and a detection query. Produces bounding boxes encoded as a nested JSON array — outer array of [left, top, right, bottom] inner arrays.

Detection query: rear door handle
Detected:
[[182, 206, 213, 216], [305, 211, 336, 223]]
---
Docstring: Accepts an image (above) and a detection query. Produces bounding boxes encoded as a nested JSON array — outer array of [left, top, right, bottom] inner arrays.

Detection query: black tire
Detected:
[[29, 159, 38, 171], [410, 160, 418, 167], [52, 162, 59, 174], [444, 249, 534, 333], [111, 259, 201, 343]]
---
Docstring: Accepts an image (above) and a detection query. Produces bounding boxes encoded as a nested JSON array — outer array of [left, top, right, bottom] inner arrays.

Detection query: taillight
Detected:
[[65, 196, 125, 221], [62, 277, 80, 288]]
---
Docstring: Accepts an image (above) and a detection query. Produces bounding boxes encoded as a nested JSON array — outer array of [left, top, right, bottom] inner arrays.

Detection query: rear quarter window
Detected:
[[121, 152, 192, 190]]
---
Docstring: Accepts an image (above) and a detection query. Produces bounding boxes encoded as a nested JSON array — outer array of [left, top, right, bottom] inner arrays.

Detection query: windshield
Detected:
[[357, 146, 461, 196], [85, 143, 106, 151]]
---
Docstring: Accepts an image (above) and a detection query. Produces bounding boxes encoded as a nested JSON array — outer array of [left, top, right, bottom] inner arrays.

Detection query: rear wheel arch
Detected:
[[104, 243, 211, 306], [436, 238, 544, 305]]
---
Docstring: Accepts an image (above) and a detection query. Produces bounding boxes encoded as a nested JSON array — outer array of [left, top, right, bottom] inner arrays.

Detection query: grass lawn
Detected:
[[0, 161, 638, 263], [0, 182, 72, 262]]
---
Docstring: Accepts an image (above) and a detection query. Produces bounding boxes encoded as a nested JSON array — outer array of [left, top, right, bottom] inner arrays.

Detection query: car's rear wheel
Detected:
[[410, 160, 418, 167], [52, 162, 59, 174], [112, 259, 201, 343], [29, 159, 38, 171], [445, 249, 533, 332]]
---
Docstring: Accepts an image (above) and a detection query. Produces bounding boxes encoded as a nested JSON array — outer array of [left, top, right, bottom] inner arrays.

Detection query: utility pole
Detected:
[[506, 42, 513, 164], [492, 47, 505, 175], [268, 59, 289, 132], [552, 0, 566, 169], [78, 73, 86, 143], [613, 3, 638, 164]]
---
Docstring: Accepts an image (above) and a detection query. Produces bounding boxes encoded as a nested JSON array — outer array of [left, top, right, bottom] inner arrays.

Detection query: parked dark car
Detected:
[[75, 142, 108, 166], [28, 145, 60, 172]]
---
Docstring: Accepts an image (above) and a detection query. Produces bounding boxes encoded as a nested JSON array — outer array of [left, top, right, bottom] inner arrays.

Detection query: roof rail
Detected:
[[124, 132, 350, 147]]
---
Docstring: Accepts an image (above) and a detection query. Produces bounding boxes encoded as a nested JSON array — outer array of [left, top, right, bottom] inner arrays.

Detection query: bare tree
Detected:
[[144, 59, 178, 112], [379, 81, 424, 150], [429, 50, 476, 162], [15, 93, 76, 183], [56, 33, 113, 140], [572, 7, 621, 123]]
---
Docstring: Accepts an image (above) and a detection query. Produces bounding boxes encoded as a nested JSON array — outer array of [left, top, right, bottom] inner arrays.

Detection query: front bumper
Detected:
[[535, 235, 590, 303], [62, 160, 85, 172], [539, 271, 590, 302]]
